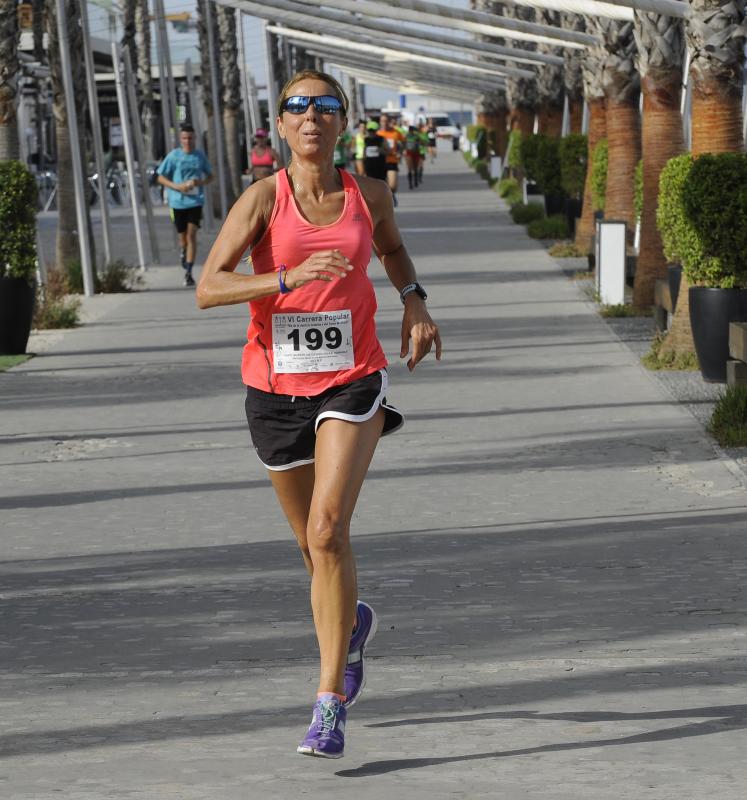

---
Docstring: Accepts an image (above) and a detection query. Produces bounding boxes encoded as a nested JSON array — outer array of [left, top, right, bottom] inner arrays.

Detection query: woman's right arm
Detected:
[[196, 180, 352, 309]]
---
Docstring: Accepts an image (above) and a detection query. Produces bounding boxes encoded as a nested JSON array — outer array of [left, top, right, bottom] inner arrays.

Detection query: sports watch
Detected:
[[399, 282, 427, 304]]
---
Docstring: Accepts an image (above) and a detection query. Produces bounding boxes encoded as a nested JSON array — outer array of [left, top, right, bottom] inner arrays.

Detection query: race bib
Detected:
[[365, 145, 381, 158], [272, 310, 354, 374]]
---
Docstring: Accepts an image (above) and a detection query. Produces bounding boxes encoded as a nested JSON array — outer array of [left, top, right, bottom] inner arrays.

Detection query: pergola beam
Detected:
[[503, 0, 687, 18], [266, 25, 535, 80], [297, 0, 597, 48]]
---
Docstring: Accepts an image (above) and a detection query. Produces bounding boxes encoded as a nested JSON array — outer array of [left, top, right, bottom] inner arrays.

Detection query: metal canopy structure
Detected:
[[296, 0, 597, 48], [501, 0, 687, 19], [224, 0, 565, 68]]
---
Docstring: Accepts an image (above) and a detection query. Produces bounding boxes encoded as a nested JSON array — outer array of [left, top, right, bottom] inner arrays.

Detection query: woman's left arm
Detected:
[[364, 180, 442, 371]]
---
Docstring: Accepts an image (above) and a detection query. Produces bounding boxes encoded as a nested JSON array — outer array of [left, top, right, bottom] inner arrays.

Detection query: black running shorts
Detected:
[[170, 206, 203, 233], [244, 369, 404, 471]]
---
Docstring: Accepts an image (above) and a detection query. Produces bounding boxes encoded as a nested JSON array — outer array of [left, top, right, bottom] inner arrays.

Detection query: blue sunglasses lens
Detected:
[[282, 95, 343, 114]]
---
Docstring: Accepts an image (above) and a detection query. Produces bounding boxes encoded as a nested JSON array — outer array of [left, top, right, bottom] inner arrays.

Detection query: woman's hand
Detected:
[[285, 250, 353, 290], [400, 297, 442, 371]]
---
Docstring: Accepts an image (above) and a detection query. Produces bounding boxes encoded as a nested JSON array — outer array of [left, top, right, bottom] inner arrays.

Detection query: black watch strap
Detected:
[[400, 282, 427, 304]]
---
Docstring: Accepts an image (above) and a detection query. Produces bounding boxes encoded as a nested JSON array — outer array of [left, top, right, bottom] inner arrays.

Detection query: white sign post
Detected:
[[597, 221, 627, 306]]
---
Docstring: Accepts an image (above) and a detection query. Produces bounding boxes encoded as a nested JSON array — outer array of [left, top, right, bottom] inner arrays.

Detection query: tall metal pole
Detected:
[[248, 71, 261, 133], [204, 0, 228, 218], [185, 58, 214, 233], [262, 21, 282, 154], [81, 0, 114, 267], [237, 11, 255, 161], [123, 46, 161, 265], [112, 41, 147, 271], [55, 0, 95, 297]]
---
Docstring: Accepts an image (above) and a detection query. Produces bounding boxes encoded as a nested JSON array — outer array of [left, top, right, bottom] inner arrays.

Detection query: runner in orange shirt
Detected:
[[377, 114, 406, 206]]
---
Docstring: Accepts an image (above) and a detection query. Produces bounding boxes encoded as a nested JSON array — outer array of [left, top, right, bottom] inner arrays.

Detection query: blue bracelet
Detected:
[[278, 265, 293, 294]]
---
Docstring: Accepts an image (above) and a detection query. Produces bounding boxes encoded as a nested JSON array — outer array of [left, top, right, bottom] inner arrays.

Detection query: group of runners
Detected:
[[189, 70, 441, 760], [343, 115, 439, 205]]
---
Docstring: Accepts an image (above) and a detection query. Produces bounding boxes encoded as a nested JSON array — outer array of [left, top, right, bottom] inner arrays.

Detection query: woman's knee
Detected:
[[306, 511, 350, 558]]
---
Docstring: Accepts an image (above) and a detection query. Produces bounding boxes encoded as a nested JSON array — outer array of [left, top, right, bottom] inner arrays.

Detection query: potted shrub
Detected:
[[658, 153, 747, 382], [656, 154, 692, 314], [588, 138, 608, 271], [0, 161, 38, 355]]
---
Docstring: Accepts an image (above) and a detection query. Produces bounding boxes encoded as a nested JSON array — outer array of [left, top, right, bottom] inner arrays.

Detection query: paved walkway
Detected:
[[2, 149, 747, 799]]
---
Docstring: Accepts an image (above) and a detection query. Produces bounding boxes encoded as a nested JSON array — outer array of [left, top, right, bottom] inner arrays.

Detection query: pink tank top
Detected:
[[251, 147, 275, 168], [242, 168, 387, 394]]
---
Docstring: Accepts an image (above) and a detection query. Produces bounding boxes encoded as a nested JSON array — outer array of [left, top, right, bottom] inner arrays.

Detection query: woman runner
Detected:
[[248, 128, 283, 182], [196, 70, 441, 759]]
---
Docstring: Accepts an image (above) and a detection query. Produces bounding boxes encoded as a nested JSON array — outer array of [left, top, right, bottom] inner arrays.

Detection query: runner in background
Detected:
[[362, 120, 387, 181], [417, 123, 428, 184], [334, 127, 353, 170], [378, 114, 406, 206], [426, 117, 438, 163], [404, 126, 421, 190], [249, 128, 283, 183]]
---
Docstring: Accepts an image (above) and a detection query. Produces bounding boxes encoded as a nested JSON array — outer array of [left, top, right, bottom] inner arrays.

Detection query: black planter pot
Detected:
[[0, 277, 35, 355], [667, 264, 683, 312], [564, 197, 582, 238], [545, 193, 565, 216], [689, 287, 747, 383]]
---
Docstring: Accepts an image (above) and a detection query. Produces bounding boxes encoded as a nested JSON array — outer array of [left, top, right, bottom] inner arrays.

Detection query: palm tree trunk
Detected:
[[217, 4, 242, 200], [632, 11, 686, 308], [0, 0, 20, 161], [569, 100, 584, 133], [537, 109, 563, 137], [135, 0, 156, 162], [575, 98, 606, 253]]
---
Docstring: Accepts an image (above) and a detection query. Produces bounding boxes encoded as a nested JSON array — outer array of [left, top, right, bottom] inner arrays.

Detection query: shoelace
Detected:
[[316, 701, 339, 736]]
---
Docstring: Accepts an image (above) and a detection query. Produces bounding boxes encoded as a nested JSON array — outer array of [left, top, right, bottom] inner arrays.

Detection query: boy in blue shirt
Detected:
[[156, 124, 213, 286]]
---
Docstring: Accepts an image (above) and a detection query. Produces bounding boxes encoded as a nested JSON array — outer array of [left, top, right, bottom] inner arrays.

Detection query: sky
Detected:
[[88, 0, 473, 114]]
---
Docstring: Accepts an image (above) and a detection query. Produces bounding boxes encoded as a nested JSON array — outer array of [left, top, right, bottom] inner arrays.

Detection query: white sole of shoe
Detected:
[[297, 745, 344, 759]]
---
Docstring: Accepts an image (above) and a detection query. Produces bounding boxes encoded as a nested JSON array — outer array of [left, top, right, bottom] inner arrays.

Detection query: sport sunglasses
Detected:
[[280, 95, 344, 115]]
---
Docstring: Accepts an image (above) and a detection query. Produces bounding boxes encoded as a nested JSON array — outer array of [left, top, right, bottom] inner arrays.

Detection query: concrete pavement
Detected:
[[2, 148, 747, 798]]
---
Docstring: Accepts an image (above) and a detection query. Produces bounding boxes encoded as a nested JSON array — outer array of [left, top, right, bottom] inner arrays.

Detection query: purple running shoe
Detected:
[[297, 697, 346, 759], [343, 601, 378, 708]]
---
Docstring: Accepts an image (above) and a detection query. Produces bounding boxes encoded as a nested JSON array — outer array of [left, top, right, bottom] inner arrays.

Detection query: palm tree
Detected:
[[574, 22, 607, 254], [135, 0, 157, 162], [631, 10, 685, 309], [46, 0, 95, 272], [216, 4, 243, 199], [503, 4, 539, 134], [661, 0, 746, 356], [535, 9, 564, 137], [593, 18, 641, 241], [563, 14, 586, 134], [0, 0, 20, 160]]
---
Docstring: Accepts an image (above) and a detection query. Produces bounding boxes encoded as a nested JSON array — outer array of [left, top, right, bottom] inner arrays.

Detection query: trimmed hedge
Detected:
[[590, 138, 608, 212], [507, 130, 522, 169], [559, 133, 588, 198], [656, 154, 698, 267], [527, 214, 569, 240], [510, 203, 544, 224], [681, 153, 747, 288], [0, 161, 38, 283], [519, 134, 563, 197], [466, 124, 488, 159]]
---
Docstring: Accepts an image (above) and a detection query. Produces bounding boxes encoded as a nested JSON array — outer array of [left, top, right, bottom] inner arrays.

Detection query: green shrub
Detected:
[[507, 130, 522, 169], [680, 153, 747, 288], [473, 158, 489, 180], [559, 133, 588, 198], [496, 177, 522, 206], [708, 385, 747, 447], [0, 161, 39, 283], [634, 159, 643, 223], [656, 154, 696, 265], [67, 259, 143, 294], [466, 123, 484, 143], [527, 214, 569, 239], [599, 303, 652, 318], [519, 134, 542, 182], [510, 203, 545, 224], [535, 136, 563, 197], [591, 138, 608, 212]]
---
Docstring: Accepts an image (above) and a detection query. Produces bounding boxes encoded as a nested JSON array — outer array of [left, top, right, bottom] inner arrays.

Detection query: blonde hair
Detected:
[[277, 70, 349, 117]]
